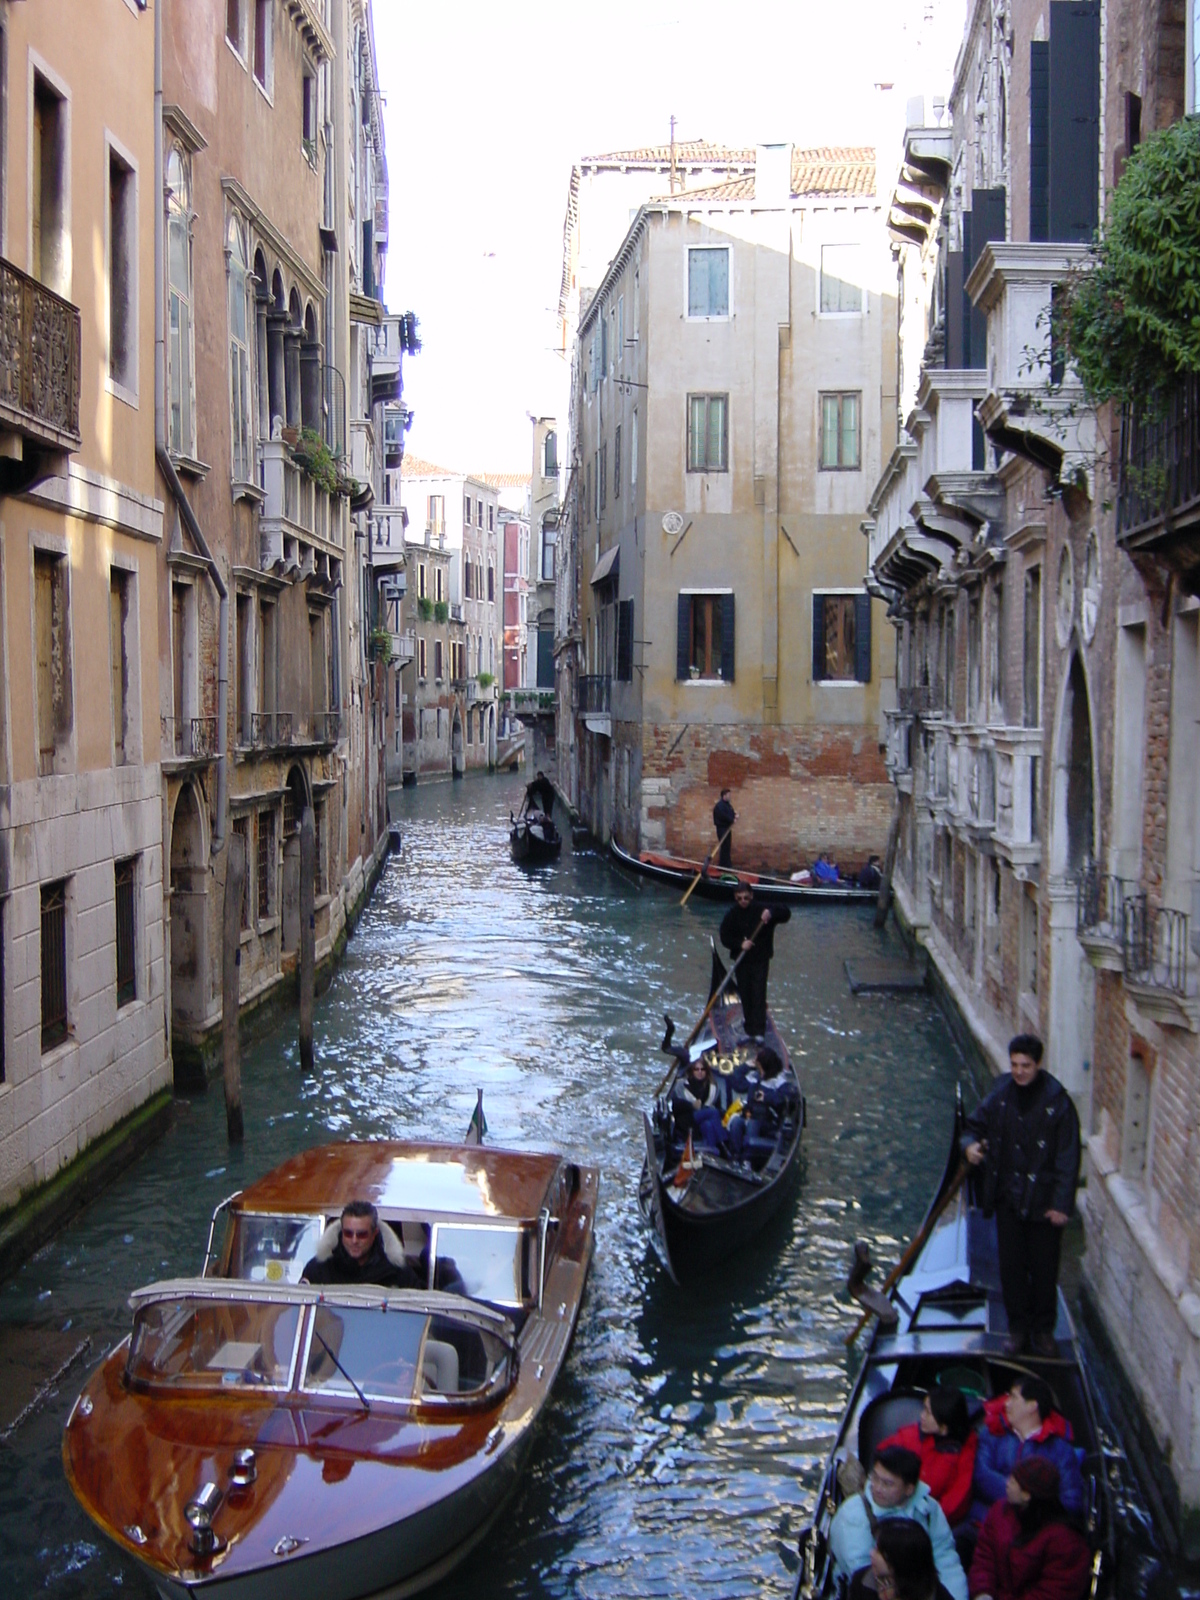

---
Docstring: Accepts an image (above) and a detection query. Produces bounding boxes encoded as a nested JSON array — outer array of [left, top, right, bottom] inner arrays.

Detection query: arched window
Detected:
[[227, 216, 253, 482], [166, 149, 195, 458]]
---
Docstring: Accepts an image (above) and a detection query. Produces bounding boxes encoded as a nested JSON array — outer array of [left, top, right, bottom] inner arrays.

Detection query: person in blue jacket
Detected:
[[970, 1375, 1083, 1525], [829, 1445, 968, 1600]]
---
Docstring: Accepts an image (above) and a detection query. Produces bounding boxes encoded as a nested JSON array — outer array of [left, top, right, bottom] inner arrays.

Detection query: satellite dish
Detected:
[[662, 510, 684, 535]]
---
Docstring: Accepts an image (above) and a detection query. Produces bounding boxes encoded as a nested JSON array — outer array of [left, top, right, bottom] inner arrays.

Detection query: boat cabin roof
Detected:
[[234, 1141, 563, 1224]]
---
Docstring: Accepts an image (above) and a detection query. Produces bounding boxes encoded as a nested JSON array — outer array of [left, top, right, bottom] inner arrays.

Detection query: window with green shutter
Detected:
[[819, 392, 860, 470], [687, 394, 728, 472]]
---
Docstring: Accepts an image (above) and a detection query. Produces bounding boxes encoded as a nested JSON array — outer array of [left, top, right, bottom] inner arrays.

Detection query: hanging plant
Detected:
[[289, 426, 340, 495], [1061, 117, 1200, 410], [417, 596, 433, 621], [368, 626, 392, 664], [433, 600, 449, 624]]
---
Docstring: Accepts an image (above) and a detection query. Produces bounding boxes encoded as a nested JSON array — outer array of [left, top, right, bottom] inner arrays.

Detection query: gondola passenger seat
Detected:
[[856, 1388, 926, 1468]]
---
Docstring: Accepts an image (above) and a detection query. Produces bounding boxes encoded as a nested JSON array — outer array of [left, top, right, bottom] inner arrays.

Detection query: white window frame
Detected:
[[252, 0, 274, 102], [165, 145, 197, 460], [685, 245, 731, 321], [812, 586, 867, 688], [226, 0, 249, 64], [226, 213, 255, 486], [818, 242, 865, 318]]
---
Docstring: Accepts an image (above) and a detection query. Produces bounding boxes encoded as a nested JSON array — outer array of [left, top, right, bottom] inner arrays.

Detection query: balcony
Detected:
[[371, 315, 403, 406], [0, 256, 82, 491], [372, 509, 407, 571], [311, 710, 341, 745], [160, 715, 218, 762], [897, 684, 935, 714], [1121, 896, 1197, 1022], [383, 403, 411, 465], [1117, 375, 1200, 577], [390, 629, 415, 665], [249, 711, 293, 750], [259, 437, 335, 574], [448, 602, 464, 623]]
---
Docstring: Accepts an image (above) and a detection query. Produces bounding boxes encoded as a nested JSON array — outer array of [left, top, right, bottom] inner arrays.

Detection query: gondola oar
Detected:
[[680, 826, 734, 908], [654, 923, 767, 1097], [844, 1163, 969, 1346]]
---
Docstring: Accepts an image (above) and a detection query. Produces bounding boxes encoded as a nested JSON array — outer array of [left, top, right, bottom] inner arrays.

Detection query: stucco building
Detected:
[[565, 144, 897, 868], [529, 418, 559, 692]]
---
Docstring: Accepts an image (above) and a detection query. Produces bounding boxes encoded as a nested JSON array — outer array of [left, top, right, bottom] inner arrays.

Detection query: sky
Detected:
[[373, 0, 965, 478]]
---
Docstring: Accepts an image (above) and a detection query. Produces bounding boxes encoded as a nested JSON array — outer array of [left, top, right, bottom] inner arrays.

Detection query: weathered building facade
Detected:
[[529, 418, 559, 692], [565, 145, 896, 869], [867, 0, 1200, 1555]]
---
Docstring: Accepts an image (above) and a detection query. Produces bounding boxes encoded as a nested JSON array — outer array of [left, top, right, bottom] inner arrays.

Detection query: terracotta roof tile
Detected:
[[581, 141, 756, 169], [650, 146, 876, 203], [473, 471, 531, 491], [400, 454, 460, 478]]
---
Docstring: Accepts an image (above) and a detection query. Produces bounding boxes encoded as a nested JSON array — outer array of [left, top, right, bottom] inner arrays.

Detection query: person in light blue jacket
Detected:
[[829, 1445, 969, 1600]]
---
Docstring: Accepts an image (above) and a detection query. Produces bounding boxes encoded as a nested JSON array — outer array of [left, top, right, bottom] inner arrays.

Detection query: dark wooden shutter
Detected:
[[536, 628, 554, 688], [966, 189, 1006, 369], [854, 592, 872, 683], [812, 594, 826, 682], [945, 251, 965, 370], [1049, 1, 1100, 243], [676, 593, 691, 681], [720, 594, 735, 682], [616, 599, 634, 682], [1030, 40, 1050, 240]]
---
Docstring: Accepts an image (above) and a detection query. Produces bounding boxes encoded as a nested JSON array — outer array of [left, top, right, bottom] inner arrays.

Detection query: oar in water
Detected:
[[654, 923, 767, 1098], [679, 827, 735, 908], [844, 1163, 969, 1347]]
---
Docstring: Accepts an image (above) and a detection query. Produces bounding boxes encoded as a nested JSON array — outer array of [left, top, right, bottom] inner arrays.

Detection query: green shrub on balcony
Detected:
[[1063, 117, 1200, 409], [477, 671, 495, 688], [368, 626, 392, 663], [434, 600, 449, 623], [290, 426, 339, 495], [417, 596, 433, 621]]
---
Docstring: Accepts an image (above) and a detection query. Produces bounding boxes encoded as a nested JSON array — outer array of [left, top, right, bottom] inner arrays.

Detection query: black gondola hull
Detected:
[[610, 839, 875, 903], [511, 822, 562, 864]]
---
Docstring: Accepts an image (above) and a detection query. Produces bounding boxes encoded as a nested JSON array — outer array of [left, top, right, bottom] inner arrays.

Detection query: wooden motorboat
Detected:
[[638, 949, 805, 1283], [63, 1141, 598, 1600], [510, 810, 562, 864], [610, 838, 876, 903], [792, 1090, 1115, 1600]]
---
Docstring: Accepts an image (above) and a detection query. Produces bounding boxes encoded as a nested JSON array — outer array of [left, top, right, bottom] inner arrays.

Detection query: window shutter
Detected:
[[1030, 41, 1050, 240], [965, 189, 1005, 369], [1049, 1, 1100, 243], [676, 594, 690, 681], [617, 599, 634, 682], [945, 251, 965, 370], [812, 594, 826, 682], [854, 592, 872, 683], [720, 594, 735, 682]]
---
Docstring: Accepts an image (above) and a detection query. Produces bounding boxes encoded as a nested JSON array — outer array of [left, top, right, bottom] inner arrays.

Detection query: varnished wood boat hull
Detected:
[[610, 839, 874, 903]]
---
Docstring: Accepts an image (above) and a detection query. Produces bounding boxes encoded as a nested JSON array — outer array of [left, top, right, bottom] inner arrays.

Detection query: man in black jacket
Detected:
[[962, 1034, 1080, 1357], [712, 789, 737, 867], [719, 885, 791, 1041], [301, 1200, 420, 1289]]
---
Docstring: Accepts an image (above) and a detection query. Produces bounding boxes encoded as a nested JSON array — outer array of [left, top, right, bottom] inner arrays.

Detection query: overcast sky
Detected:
[[374, 0, 964, 477]]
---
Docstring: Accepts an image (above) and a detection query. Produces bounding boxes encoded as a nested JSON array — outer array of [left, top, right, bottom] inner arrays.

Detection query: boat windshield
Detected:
[[126, 1297, 302, 1391], [431, 1223, 529, 1308], [300, 1303, 513, 1404], [228, 1213, 325, 1284]]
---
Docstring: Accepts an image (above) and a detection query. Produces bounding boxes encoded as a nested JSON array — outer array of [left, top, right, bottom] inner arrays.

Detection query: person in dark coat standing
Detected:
[[712, 788, 737, 867], [719, 885, 791, 1041], [962, 1035, 1080, 1357]]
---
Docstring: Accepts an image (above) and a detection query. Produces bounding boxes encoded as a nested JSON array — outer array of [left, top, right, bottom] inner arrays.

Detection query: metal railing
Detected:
[[250, 711, 293, 749], [1076, 864, 1129, 939], [0, 255, 82, 446], [577, 675, 611, 714], [1117, 373, 1200, 542], [161, 715, 218, 759], [1122, 894, 1191, 996]]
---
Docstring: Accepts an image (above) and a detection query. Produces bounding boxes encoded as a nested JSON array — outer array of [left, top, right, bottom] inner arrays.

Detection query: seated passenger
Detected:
[[880, 1389, 978, 1527], [671, 1055, 728, 1153], [969, 1459, 1090, 1600], [829, 1444, 968, 1600], [301, 1200, 420, 1289], [726, 1047, 793, 1158], [971, 1378, 1082, 1524], [855, 1517, 963, 1600]]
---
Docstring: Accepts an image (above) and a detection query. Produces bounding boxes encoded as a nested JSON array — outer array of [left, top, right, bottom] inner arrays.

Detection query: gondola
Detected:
[[510, 809, 562, 864], [638, 947, 805, 1283], [792, 1089, 1116, 1600], [63, 1139, 598, 1600], [611, 838, 876, 903]]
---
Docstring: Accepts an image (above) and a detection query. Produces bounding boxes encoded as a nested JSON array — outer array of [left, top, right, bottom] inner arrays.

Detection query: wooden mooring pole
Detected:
[[874, 802, 901, 931], [222, 831, 245, 1143], [299, 806, 315, 1071]]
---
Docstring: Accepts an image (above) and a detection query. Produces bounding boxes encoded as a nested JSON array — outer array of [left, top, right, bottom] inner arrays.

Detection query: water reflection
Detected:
[[0, 775, 1177, 1597]]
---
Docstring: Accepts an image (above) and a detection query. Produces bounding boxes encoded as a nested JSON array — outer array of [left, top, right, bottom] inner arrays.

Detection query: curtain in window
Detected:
[[167, 150, 193, 457], [227, 218, 253, 482]]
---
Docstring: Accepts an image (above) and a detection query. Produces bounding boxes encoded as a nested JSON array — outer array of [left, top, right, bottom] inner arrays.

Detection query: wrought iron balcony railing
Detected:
[[1122, 894, 1191, 997], [1076, 864, 1130, 939], [577, 675, 611, 714], [0, 255, 82, 450], [1117, 373, 1200, 544]]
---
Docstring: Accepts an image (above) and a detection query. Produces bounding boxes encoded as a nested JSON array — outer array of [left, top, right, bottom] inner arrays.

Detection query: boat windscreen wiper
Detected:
[[313, 1329, 370, 1412]]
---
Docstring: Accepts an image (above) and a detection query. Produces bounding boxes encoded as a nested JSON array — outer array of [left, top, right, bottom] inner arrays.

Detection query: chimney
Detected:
[[755, 143, 793, 207]]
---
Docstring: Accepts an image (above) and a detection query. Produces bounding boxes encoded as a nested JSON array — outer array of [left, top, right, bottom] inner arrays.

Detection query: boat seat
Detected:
[[314, 1218, 411, 1270], [857, 1387, 926, 1467], [422, 1339, 460, 1394]]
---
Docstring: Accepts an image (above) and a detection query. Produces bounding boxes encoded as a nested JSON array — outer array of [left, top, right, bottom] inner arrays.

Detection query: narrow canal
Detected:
[[0, 775, 1176, 1597]]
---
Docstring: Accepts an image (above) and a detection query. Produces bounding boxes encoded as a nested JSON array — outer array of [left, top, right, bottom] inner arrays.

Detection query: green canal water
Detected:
[[0, 774, 1180, 1597]]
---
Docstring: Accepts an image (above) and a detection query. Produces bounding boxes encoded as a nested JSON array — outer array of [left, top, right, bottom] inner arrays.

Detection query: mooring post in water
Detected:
[[874, 803, 901, 931], [299, 805, 315, 1071], [222, 830, 246, 1144]]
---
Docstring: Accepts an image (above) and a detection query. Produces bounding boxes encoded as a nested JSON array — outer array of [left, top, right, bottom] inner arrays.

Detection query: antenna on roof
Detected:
[[669, 114, 677, 194]]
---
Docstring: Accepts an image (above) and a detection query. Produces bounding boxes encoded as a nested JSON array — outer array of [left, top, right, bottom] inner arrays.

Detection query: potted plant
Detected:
[[417, 596, 433, 621], [688, 665, 700, 680], [289, 426, 339, 495], [368, 626, 392, 664], [477, 671, 495, 689], [434, 600, 449, 624]]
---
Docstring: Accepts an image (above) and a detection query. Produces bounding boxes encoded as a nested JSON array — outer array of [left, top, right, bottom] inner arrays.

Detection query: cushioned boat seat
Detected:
[[857, 1388, 927, 1467], [422, 1339, 459, 1394], [314, 1217, 410, 1269]]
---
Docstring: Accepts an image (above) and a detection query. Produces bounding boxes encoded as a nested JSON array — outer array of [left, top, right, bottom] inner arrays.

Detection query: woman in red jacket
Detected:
[[969, 1457, 1090, 1600], [881, 1389, 978, 1527]]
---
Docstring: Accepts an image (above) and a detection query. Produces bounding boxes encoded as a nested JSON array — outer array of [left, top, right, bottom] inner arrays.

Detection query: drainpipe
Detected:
[[155, 0, 228, 856]]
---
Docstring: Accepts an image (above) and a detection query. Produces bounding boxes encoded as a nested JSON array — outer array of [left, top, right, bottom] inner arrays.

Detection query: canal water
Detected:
[[0, 775, 1179, 1597]]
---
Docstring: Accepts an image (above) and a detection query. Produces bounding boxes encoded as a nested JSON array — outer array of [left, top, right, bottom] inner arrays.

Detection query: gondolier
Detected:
[[719, 885, 791, 1041], [713, 788, 737, 867]]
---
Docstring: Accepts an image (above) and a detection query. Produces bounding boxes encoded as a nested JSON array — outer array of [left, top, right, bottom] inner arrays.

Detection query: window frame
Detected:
[[686, 393, 729, 474], [226, 0, 248, 62], [253, 0, 274, 99], [115, 856, 137, 1008], [678, 589, 734, 684], [812, 588, 872, 685], [165, 145, 197, 460], [105, 132, 139, 404], [818, 243, 865, 317], [226, 214, 255, 485], [686, 245, 731, 321], [818, 391, 861, 472], [40, 877, 69, 1052]]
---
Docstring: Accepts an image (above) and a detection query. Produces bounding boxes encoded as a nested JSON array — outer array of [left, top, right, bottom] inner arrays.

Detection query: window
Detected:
[[476, 498, 484, 528], [463, 496, 471, 527], [31, 72, 68, 295], [585, 460, 591, 523], [236, 592, 253, 741], [253, 0, 273, 92], [34, 550, 71, 776], [687, 394, 728, 473], [108, 145, 137, 392], [257, 809, 274, 921], [227, 218, 253, 482], [820, 244, 863, 313], [614, 425, 622, 498], [616, 599, 634, 682], [687, 247, 729, 318], [812, 592, 871, 683], [819, 392, 860, 470], [488, 504, 494, 531], [418, 636, 427, 679], [1022, 568, 1041, 727], [677, 593, 734, 682], [464, 561, 473, 600], [631, 408, 638, 488], [418, 562, 427, 600], [541, 518, 557, 582], [435, 566, 444, 603], [599, 444, 607, 510], [487, 564, 495, 602], [232, 816, 250, 929], [428, 494, 444, 536], [110, 569, 130, 764], [544, 430, 558, 476], [434, 639, 444, 680], [302, 71, 318, 158], [226, 0, 246, 55], [258, 597, 276, 715], [115, 857, 136, 1007], [41, 880, 69, 1050], [166, 150, 195, 456]]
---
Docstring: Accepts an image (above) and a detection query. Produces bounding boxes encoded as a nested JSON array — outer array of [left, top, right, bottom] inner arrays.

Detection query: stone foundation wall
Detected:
[[636, 720, 892, 872]]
